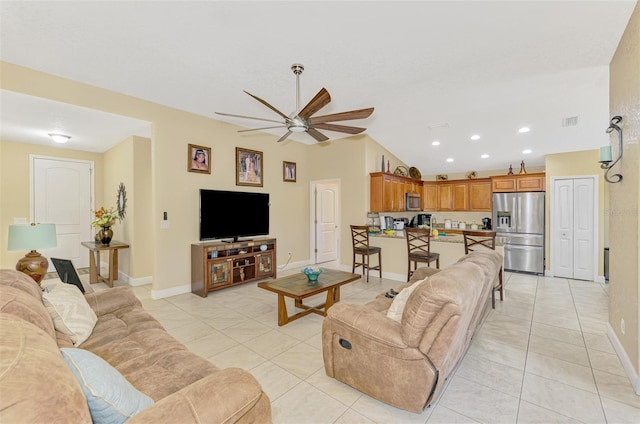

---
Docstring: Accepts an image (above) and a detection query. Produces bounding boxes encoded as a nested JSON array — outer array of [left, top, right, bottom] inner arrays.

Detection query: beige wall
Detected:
[[609, 2, 640, 380], [544, 149, 608, 276], [0, 62, 382, 295], [103, 135, 153, 280], [0, 141, 104, 266]]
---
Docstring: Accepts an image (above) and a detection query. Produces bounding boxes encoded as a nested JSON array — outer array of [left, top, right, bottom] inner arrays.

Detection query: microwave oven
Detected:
[[406, 193, 421, 211]]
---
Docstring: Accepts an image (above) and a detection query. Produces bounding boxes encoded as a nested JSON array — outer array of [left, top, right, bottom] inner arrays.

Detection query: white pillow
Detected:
[[386, 278, 427, 323], [43, 283, 97, 346]]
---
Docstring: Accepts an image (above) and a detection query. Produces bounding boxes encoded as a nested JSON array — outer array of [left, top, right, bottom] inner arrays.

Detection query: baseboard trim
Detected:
[[127, 275, 152, 287], [594, 275, 606, 284], [151, 284, 191, 300], [606, 323, 640, 395]]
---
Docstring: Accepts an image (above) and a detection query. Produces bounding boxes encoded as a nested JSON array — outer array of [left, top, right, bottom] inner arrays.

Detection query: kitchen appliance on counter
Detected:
[[410, 213, 432, 228], [493, 192, 545, 274], [394, 218, 409, 230], [482, 217, 492, 230], [382, 216, 395, 231]]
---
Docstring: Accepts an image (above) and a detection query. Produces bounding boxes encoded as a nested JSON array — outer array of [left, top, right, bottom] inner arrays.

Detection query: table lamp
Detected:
[[7, 223, 57, 285]]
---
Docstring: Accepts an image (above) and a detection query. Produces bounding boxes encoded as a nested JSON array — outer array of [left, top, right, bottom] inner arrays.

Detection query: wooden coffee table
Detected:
[[257, 269, 361, 326]]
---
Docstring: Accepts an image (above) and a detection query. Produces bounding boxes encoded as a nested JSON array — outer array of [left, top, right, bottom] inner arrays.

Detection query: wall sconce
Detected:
[[7, 223, 57, 285], [599, 116, 623, 184]]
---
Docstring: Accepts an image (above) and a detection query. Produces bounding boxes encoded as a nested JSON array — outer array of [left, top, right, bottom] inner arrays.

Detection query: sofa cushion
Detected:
[[386, 277, 427, 322], [0, 269, 44, 299], [0, 285, 55, 339], [0, 315, 92, 423], [61, 348, 154, 424], [43, 283, 97, 346]]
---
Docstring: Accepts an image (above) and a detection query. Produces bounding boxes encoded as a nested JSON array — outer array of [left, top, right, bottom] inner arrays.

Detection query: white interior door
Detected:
[[32, 156, 93, 268], [554, 179, 574, 278], [552, 177, 595, 280], [314, 182, 339, 264]]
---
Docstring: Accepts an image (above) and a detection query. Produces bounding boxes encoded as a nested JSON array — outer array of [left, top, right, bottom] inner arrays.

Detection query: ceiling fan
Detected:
[[215, 64, 374, 143]]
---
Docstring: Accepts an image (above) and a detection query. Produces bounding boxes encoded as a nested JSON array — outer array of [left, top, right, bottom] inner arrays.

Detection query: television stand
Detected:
[[191, 238, 276, 297]]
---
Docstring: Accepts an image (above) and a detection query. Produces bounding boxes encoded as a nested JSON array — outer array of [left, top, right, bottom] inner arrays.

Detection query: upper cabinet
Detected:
[[491, 173, 546, 192], [424, 178, 491, 212], [468, 179, 492, 211], [370, 172, 423, 212]]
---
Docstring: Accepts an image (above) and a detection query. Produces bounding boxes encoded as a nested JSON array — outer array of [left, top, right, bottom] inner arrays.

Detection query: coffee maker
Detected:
[[417, 213, 432, 227], [482, 217, 492, 230]]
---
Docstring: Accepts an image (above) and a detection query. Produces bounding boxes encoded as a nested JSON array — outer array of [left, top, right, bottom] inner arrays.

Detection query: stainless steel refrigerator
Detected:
[[493, 192, 545, 274]]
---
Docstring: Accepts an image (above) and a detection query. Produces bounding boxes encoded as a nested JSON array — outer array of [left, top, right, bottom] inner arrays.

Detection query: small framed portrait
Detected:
[[283, 161, 296, 182], [188, 144, 211, 174], [236, 147, 263, 187]]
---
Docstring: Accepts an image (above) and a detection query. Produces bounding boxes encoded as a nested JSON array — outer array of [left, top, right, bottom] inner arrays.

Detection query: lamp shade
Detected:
[[8, 223, 57, 251]]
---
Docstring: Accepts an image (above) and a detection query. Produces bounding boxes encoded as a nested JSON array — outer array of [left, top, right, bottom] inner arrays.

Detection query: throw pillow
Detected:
[[43, 283, 97, 346], [61, 348, 154, 424], [386, 277, 427, 323]]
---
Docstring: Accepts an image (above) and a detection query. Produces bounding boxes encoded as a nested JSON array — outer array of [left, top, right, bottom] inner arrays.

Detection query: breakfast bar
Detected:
[[369, 229, 504, 280]]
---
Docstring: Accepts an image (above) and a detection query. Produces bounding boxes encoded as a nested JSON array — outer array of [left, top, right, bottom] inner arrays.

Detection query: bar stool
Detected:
[[463, 230, 503, 308], [350, 225, 382, 282], [405, 227, 439, 281]]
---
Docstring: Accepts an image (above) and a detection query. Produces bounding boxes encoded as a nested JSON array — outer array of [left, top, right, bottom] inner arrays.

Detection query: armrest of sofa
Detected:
[[84, 286, 142, 317], [128, 368, 270, 424], [324, 303, 406, 347]]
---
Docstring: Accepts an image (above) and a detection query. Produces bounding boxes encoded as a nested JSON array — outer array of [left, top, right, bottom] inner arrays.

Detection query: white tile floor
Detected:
[[90, 266, 640, 424]]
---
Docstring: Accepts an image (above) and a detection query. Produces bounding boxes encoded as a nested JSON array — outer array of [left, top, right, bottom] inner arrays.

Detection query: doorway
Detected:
[[310, 180, 340, 264], [551, 176, 598, 280], [31, 155, 94, 268]]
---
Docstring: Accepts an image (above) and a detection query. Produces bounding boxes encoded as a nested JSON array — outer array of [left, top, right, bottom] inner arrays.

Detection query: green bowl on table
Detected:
[[302, 267, 323, 282]]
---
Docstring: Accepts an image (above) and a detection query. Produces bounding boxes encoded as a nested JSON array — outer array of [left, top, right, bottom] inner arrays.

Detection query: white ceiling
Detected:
[[0, 1, 636, 174]]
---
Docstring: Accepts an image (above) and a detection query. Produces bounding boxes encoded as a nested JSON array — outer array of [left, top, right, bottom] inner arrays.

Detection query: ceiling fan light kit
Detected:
[[216, 64, 374, 143]]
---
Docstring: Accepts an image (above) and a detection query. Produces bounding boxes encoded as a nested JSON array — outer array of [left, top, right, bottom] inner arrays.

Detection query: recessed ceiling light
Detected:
[[446, 158, 454, 162], [481, 154, 489, 159], [48, 133, 71, 143], [432, 140, 440, 146], [518, 127, 530, 133], [470, 134, 480, 141], [522, 149, 532, 154]]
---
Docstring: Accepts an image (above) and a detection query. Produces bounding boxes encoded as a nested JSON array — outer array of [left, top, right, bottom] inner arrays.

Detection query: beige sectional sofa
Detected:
[[322, 250, 503, 413], [0, 269, 271, 423]]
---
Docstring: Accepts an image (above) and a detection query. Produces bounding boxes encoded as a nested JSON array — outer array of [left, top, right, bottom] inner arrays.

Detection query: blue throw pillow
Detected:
[[61, 348, 153, 424]]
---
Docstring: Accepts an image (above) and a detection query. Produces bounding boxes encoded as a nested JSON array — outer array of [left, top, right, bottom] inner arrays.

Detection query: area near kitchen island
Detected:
[[368, 230, 505, 281]]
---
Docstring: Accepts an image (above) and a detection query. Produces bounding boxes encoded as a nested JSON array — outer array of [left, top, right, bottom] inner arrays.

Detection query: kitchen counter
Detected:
[[368, 229, 504, 280]]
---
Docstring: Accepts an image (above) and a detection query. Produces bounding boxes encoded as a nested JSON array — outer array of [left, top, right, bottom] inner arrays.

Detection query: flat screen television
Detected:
[[199, 189, 270, 241]]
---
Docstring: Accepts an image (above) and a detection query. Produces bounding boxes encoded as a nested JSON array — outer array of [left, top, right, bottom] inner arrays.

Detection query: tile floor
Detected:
[[79, 266, 639, 423]]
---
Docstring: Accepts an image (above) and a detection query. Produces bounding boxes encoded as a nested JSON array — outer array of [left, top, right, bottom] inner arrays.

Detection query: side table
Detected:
[[81, 241, 130, 287]]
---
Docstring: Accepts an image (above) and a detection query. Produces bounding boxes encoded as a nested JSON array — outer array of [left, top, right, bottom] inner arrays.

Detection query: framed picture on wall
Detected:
[[283, 161, 296, 182], [188, 144, 211, 174], [236, 147, 263, 187]]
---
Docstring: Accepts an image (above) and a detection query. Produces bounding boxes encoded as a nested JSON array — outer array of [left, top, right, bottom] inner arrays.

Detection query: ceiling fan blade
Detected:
[[309, 107, 374, 124], [313, 123, 366, 135], [298, 88, 331, 120], [243, 90, 289, 120], [277, 131, 293, 143], [215, 112, 285, 125], [306, 127, 330, 142], [238, 125, 287, 133]]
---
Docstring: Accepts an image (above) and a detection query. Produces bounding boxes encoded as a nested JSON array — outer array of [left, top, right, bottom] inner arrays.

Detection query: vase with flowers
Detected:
[[92, 206, 120, 245]]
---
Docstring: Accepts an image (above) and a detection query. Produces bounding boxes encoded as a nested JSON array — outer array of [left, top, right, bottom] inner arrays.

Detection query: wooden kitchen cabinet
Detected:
[[517, 174, 545, 191], [422, 182, 438, 211], [437, 183, 453, 210], [492, 173, 545, 192], [370, 172, 423, 212], [468, 179, 492, 211], [437, 181, 469, 210]]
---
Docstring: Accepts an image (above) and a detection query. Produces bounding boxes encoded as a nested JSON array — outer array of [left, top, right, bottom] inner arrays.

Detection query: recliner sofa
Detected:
[[322, 250, 503, 412]]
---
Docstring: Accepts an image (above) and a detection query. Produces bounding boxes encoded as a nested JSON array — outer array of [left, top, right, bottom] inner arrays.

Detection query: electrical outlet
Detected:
[[621, 319, 626, 335]]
